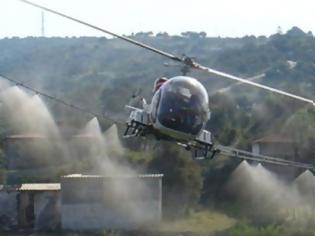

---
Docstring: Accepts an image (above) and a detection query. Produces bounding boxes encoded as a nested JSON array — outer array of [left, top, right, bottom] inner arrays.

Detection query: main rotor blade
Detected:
[[195, 64, 315, 106], [19, 0, 182, 62], [20, 0, 315, 107]]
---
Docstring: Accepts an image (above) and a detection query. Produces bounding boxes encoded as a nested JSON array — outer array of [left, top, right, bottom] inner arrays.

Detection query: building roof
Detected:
[[253, 134, 294, 144], [0, 183, 60, 192], [63, 174, 164, 179]]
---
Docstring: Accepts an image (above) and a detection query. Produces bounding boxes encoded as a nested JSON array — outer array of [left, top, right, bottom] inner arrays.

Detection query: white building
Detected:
[[61, 174, 163, 230]]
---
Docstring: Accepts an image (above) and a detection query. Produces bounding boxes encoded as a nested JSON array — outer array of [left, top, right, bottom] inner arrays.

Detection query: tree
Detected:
[[201, 158, 240, 208], [148, 142, 202, 218]]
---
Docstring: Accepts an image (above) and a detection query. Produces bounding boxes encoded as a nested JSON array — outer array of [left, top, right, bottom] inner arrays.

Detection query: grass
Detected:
[[228, 223, 315, 236], [158, 210, 237, 233]]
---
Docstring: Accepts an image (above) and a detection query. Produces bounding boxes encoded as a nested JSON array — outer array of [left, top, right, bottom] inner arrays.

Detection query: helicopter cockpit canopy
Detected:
[[157, 76, 210, 135]]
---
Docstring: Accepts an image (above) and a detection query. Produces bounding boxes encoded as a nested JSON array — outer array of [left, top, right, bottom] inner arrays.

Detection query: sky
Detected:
[[1, 0, 314, 38]]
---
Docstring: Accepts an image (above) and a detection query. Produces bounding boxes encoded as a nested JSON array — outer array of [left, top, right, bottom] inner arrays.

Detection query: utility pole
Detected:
[[277, 26, 283, 35], [41, 11, 45, 37]]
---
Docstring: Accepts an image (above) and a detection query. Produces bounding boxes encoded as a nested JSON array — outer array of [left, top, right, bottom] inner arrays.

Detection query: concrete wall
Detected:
[[0, 191, 18, 230], [62, 201, 160, 230], [61, 175, 162, 230], [34, 192, 61, 230], [18, 192, 34, 228]]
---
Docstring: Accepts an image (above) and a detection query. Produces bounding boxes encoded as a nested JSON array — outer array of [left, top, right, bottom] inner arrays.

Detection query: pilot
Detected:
[[152, 77, 168, 93], [184, 94, 203, 134], [158, 89, 182, 130]]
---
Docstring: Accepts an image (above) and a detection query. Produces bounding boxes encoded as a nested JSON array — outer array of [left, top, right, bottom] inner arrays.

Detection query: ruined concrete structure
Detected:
[[0, 183, 61, 230], [0, 174, 163, 231]]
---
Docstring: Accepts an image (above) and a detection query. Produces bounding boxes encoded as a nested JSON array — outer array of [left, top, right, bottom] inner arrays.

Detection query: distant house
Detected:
[[252, 134, 296, 159], [252, 134, 298, 180], [3, 134, 63, 184], [3, 131, 101, 184]]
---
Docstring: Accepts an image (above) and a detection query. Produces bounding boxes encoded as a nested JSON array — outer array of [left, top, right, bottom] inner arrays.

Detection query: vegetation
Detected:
[[159, 210, 236, 232], [228, 223, 315, 236], [0, 27, 314, 152], [0, 27, 314, 231], [228, 223, 283, 236], [148, 143, 202, 218]]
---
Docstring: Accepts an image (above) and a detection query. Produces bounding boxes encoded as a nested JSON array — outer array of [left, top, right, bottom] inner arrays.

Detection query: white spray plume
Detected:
[[0, 84, 157, 226], [227, 161, 315, 228], [76, 117, 155, 225]]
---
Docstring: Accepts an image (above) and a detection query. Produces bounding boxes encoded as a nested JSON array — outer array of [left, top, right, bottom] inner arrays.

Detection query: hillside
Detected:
[[0, 27, 313, 155]]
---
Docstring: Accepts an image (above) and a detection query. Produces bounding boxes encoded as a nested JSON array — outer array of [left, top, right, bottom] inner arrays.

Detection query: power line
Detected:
[[0, 74, 121, 124]]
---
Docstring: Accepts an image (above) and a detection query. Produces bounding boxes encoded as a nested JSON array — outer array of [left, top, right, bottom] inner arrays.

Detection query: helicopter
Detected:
[[125, 75, 214, 159], [15, 0, 315, 169]]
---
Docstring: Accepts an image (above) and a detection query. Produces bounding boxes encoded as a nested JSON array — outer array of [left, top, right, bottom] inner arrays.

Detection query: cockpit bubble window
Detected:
[[157, 76, 210, 135]]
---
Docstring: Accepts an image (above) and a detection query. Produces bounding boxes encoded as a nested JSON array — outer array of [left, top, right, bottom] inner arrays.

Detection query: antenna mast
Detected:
[[41, 11, 45, 37]]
